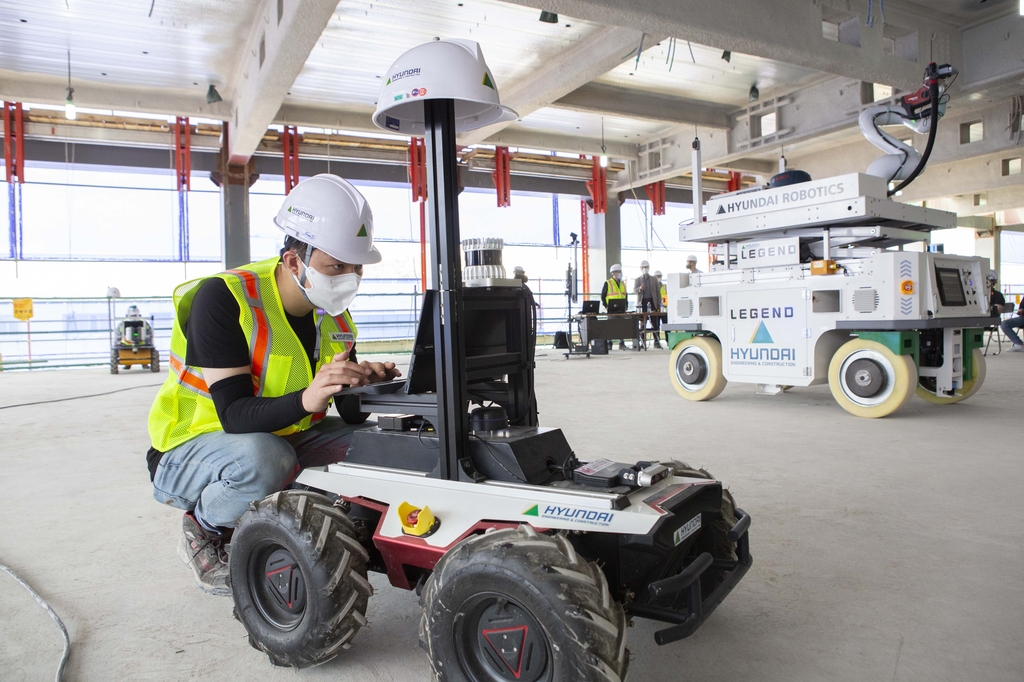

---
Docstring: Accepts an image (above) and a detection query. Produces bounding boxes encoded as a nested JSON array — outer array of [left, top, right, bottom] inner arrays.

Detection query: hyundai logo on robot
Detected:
[[526, 504, 615, 527], [731, 347, 797, 362], [718, 181, 846, 214]]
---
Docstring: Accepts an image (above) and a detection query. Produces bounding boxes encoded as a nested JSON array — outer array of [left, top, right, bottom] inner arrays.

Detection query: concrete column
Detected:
[[583, 199, 623, 295], [605, 197, 622, 274], [221, 169, 252, 269]]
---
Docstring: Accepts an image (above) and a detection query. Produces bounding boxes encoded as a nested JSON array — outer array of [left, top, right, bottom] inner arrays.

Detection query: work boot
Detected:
[[654, 339, 663, 349], [618, 341, 627, 351], [177, 512, 232, 596]]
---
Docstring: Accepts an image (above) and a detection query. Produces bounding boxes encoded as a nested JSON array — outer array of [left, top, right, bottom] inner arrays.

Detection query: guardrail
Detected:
[[0, 280, 603, 370]]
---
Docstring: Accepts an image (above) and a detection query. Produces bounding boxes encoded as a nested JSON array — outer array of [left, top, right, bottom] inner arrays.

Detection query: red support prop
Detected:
[[643, 181, 666, 215], [3, 102, 25, 183], [491, 146, 511, 207], [580, 200, 589, 297], [585, 156, 607, 215], [408, 138, 428, 292], [172, 116, 191, 191], [282, 125, 300, 195], [727, 171, 742, 193]]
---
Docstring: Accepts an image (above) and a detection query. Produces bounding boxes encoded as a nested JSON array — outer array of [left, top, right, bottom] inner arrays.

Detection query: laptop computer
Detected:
[[606, 299, 627, 314], [581, 300, 600, 314]]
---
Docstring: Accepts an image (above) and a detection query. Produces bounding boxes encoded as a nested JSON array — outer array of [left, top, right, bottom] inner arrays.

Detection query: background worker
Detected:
[[601, 263, 629, 350], [686, 254, 702, 274], [1000, 283, 1024, 352], [988, 271, 1006, 315], [633, 260, 662, 349], [655, 270, 668, 344], [146, 174, 400, 596]]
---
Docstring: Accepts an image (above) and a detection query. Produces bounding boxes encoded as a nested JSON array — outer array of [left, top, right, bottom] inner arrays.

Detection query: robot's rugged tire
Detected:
[[150, 350, 161, 373], [915, 347, 986, 404], [230, 490, 373, 669], [419, 525, 628, 682], [828, 339, 917, 418], [669, 336, 727, 402], [664, 460, 738, 563], [110, 349, 119, 375]]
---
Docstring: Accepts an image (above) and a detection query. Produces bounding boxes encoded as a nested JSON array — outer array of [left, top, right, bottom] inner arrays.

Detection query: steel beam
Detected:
[[225, 0, 338, 164], [499, 0, 960, 92], [552, 82, 732, 129], [0, 69, 231, 120], [458, 26, 664, 146]]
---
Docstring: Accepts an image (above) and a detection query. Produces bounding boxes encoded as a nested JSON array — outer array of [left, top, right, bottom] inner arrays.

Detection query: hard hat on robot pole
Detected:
[[372, 38, 518, 136], [610, 264, 622, 273], [274, 174, 381, 265]]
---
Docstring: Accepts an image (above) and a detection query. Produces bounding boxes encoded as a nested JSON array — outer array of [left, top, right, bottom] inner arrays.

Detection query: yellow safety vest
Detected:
[[148, 256, 358, 452], [606, 278, 627, 300]]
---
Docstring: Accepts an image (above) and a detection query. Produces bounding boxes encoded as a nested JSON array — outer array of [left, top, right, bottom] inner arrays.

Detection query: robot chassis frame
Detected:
[[225, 97, 752, 680]]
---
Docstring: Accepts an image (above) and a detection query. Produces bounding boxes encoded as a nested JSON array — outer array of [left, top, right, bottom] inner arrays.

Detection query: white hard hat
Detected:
[[640, 260, 650, 268], [987, 270, 998, 282], [654, 270, 662, 277], [686, 255, 698, 263], [513, 266, 525, 275], [275, 174, 381, 265], [372, 38, 518, 136], [610, 264, 622, 273]]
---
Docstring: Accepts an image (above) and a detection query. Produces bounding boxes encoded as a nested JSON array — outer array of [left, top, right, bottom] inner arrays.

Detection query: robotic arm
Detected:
[[860, 62, 955, 195]]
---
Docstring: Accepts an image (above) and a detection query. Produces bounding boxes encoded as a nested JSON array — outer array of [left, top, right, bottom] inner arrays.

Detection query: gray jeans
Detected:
[[1001, 315, 1024, 346], [152, 417, 371, 527]]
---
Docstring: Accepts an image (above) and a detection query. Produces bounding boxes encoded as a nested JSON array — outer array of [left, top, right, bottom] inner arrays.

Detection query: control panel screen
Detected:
[[935, 267, 967, 307]]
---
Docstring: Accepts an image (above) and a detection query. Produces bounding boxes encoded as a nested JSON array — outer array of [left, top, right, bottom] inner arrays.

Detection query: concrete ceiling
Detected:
[[0, 0, 255, 93]]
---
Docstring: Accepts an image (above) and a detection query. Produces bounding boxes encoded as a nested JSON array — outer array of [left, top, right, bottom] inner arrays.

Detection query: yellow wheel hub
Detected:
[[828, 338, 917, 418], [669, 336, 727, 401]]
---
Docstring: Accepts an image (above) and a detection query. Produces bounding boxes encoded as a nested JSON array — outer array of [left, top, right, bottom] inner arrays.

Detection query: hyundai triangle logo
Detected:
[[716, 205, 726, 215], [482, 72, 495, 89], [523, 504, 539, 516], [356, 224, 368, 237], [751, 321, 774, 344]]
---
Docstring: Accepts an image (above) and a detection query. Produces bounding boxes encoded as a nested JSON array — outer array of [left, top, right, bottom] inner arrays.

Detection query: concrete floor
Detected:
[[1, 347, 1022, 681]]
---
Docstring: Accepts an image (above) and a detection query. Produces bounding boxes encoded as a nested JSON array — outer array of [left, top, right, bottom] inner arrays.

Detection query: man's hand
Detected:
[[360, 360, 402, 384], [302, 350, 373, 413]]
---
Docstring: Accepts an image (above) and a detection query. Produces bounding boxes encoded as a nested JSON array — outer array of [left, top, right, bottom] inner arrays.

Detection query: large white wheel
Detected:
[[669, 336, 727, 401], [828, 339, 917, 418], [916, 347, 986, 404]]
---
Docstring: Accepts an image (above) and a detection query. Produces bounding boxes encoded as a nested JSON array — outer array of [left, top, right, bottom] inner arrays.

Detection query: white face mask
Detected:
[[292, 263, 361, 316], [641, 267, 649, 275]]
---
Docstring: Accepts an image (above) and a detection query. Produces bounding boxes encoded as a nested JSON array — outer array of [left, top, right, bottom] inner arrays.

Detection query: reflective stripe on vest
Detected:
[[147, 256, 358, 452], [606, 278, 626, 300]]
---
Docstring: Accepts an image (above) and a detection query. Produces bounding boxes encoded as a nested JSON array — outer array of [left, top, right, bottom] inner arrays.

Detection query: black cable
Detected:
[[1, 562, 70, 682], [416, 419, 439, 449], [0, 383, 162, 410], [889, 78, 941, 196]]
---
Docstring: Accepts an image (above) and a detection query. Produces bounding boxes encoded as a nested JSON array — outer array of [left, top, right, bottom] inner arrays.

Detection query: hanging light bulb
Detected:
[[65, 87, 76, 120], [599, 154, 609, 168], [65, 50, 76, 120]]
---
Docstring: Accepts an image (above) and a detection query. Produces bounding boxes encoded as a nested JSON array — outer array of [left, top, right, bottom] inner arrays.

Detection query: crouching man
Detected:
[[146, 174, 400, 595]]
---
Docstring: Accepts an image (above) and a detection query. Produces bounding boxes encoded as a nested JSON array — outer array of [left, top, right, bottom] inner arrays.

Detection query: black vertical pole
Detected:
[[423, 99, 470, 482]]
